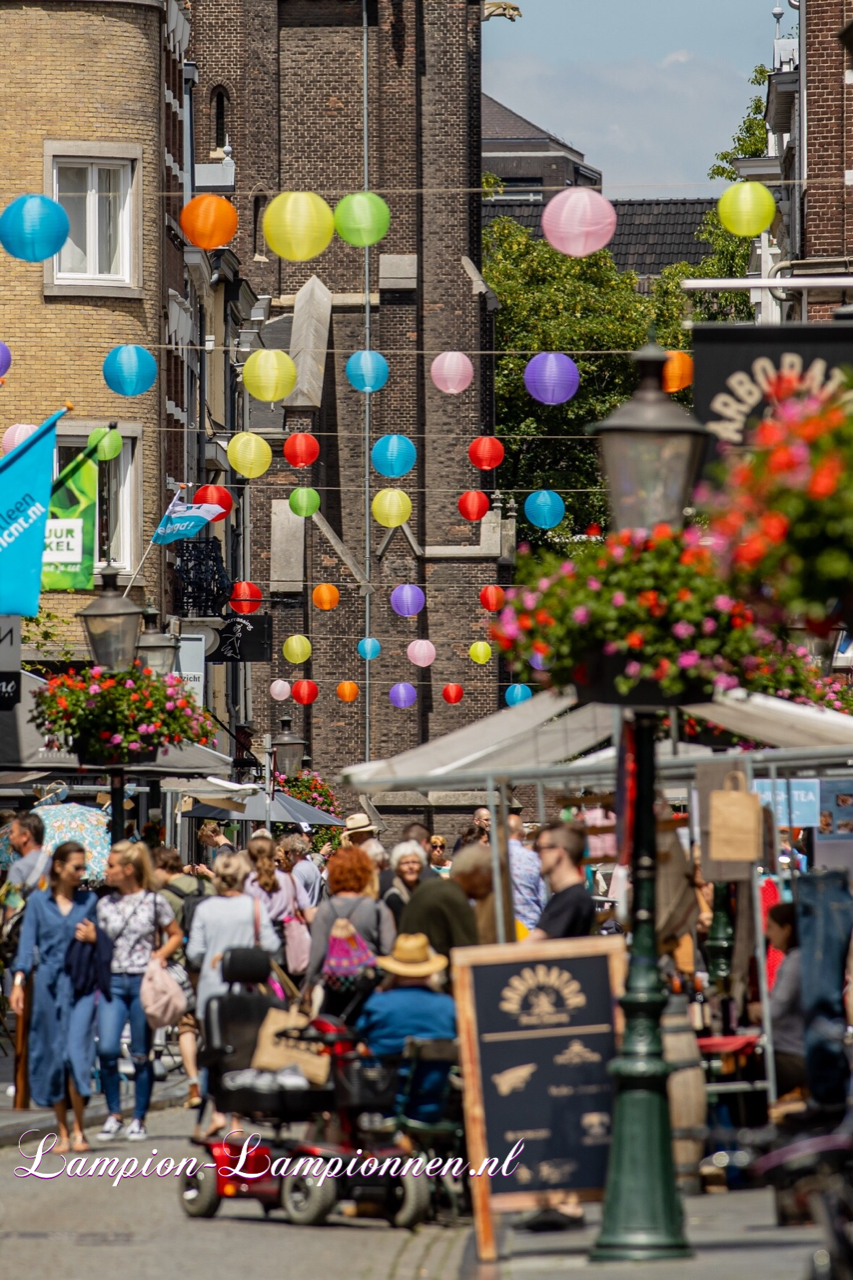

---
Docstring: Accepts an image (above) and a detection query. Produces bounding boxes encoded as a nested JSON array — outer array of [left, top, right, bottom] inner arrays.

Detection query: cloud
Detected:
[[482, 52, 751, 198], [660, 50, 692, 68]]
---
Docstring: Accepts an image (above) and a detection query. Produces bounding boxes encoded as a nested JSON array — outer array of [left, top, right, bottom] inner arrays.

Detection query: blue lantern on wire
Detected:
[[372, 434, 416, 478], [524, 489, 565, 530], [346, 350, 389, 393], [358, 637, 382, 660], [505, 683, 533, 706], [0, 195, 69, 263], [103, 345, 158, 397]]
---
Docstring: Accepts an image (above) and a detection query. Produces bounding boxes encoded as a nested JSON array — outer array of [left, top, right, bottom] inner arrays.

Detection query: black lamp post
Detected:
[[271, 715, 306, 779], [588, 341, 709, 1264], [135, 605, 180, 675]]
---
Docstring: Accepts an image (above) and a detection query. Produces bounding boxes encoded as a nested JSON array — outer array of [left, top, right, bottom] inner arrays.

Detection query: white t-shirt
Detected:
[[97, 890, 175, 974]]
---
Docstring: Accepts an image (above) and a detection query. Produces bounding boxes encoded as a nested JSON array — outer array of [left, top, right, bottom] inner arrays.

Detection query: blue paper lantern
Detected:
[[505, 683, 533, 706], [389, 682, 417, 709], [524, 489, 565, 530], [524, 353, 580, 405], [0, 195, 69, 263], [358, 637, 382, 660], [103, 345, 158, 397], [390, 584, 425, 617], [372, 433, 416, 478], [346, 350, 389, 393]]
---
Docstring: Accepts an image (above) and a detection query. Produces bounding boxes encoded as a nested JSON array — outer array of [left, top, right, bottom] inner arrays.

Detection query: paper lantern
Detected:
[[180, 194, 238, 250], [1, 423, 37, 454], [312, 583, 340, 611], [389, 682, 417, 709], [479, 585, 506, 612], [506, 684, 533, 707], [87, 426, 123, 462], [103, 345, 157, 397], [718, 182, 776, 238], [283, 634, 312, 664], [430, 351, 474, 395], [524, 489, 565, 530], [530, 651, 552, 672], [290, 487, 321, 518], [407, 639, 436, 668], [292, 679, 319, 706], [242, 349, 297, 403], [270, 680, 291, 701], [358, 638, 382, 660], [458, 490, 490, 522], [337, 681, 360, 703], [390, 584, 425, 617], [227, 431, 272, 478], [468, 436, 505, 471], [663, 351, 694, 395], [195, 484, 233, 522], [0, 342, 11, 378], [372, 488, 412, 528], [334, 192, 390, 247], [541, 188, 617, 257], [346, 350, 389, 393], [263, 192, 334, 261], [469, 642, 492, 665], [442, 683, 464, 705], [230, 581, 263, 614], [372, 434, 416, 478], [284, 433, 320, 468], [524, 353, 580, 405], [0, 194, 69, 262]]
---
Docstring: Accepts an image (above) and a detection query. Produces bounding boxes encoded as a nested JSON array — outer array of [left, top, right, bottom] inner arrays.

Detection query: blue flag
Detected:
[[152, 494, 225, 545], [0, 408, 68, 617]]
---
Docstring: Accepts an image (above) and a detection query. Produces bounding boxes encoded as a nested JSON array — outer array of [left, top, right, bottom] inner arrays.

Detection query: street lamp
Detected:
[[76, 568, 143, 671], [588, 340, 709, 1264], [135, 605, 180, 675], [271, 715, 306, 779]]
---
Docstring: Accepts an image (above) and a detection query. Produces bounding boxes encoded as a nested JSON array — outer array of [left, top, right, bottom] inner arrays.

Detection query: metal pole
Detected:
[[263, 732, 272, 833], [109, 770, 124, 846], [362, 0, 371, 764], [535, 781, 546, 825], [485, 778, 506, 945], [496, 780, 516, 943], [744, 758, 777, 1104]]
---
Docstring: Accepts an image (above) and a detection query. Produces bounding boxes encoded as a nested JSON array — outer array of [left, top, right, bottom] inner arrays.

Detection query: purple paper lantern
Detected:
[[390, 682, 417, 709], [524, 353, 580, 406], [0, 342, 11, 378], [530, 651, 553, 672], [390, 584, 425, 617]]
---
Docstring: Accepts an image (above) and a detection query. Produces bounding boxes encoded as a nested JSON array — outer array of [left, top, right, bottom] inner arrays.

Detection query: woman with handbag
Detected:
[[84, 841, 182, 1143], [9, 841, 99, 1152], [243, 835, 315, 979]]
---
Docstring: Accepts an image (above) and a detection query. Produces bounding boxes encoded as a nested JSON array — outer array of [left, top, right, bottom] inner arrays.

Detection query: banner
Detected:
[[152, 493, 225, 545], [42, 445, 97, 590], [0, 409, 67, 617]]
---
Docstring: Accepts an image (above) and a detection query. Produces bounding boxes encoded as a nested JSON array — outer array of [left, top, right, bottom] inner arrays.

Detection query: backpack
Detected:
[[320, 902, 377, 992], [167, 878, 208, 942]]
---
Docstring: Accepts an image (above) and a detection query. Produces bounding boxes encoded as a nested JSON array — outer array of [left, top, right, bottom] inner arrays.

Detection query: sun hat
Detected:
[[377, 932, 448, 978], [345, 812, 377, 835]]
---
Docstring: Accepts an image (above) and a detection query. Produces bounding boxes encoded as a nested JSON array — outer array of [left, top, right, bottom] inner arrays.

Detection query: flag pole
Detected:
[[122, 537, 156, 598]]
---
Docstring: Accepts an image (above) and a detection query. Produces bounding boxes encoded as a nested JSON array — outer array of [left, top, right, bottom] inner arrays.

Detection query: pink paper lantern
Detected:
[[2, 423, 37, 454], [542, 189, 617, 258], [430, 351, 474, 395], [407, 639, 436, 668], [269, 680, 291, 701]]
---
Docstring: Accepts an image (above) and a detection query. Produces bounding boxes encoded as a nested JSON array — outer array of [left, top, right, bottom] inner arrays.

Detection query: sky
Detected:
[[482, 0, 787, 199]]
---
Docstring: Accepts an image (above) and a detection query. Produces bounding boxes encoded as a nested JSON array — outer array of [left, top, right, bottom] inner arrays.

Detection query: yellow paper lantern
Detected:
[[226, 432, 272, 478], [717, 182, 776, 238], [242, 349, 297, 403], [469, 642, 492, 665], [283, 634, 312, 664], [372, 488, 413, 528], [263, 192, 335, 261]]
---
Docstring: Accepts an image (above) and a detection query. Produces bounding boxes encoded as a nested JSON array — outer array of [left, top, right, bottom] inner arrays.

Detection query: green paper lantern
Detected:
[[88, 426, 123, 461], [717, 182, 776, 238], [289, 487, 320, 518], [334, 192, 391, 247]]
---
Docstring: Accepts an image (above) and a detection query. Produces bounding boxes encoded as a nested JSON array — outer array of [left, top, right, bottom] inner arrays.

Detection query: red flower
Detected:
[[130, 693, 139, 702], [532, 640, 551, 655], [808, 454, 845, 499], [654, 658, 671, 680], [754, 420, 786, 448], [535, 609, 555, 626], [676, 588, 692, 601], [651, 523, 673, 541], [759, 511, 789, 543], [586, 523, 601, 537], [637, 590, 659, 609], [176, 698, 188, 708], [626, 631, 644, 649], [768, 445, 800, 473], [765, 372, 802, 402]]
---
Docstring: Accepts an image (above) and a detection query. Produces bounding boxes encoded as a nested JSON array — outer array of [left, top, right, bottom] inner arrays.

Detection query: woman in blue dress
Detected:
[[10, 841, 98, 1152]]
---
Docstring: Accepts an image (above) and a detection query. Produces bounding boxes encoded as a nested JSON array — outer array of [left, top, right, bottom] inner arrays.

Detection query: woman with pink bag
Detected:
[[243, 835, 315, 979]]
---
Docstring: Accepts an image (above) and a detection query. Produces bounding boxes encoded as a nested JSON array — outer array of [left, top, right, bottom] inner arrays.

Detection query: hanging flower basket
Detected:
[[72, 737, 159, 768]]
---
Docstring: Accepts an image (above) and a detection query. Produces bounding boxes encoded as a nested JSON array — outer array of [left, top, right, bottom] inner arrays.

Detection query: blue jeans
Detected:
[[797, 873, 853, 1107], [97, 973, 153, 1121]]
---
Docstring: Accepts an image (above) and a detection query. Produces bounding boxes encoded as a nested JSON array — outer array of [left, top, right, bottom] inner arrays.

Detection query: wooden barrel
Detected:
[[661, 993, 707, 1196]]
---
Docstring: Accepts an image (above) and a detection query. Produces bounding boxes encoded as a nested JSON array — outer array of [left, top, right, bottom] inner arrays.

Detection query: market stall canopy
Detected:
[[683, 689, 853, 749], [185, 792, 345, 826]]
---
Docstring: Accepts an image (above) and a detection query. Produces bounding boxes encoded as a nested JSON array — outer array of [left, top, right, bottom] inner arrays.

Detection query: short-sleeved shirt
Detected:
[[97, 889, 175, 974], [291, 857, 323, 907], [244, 868, 311, 924], [536, 883, 595, 940]]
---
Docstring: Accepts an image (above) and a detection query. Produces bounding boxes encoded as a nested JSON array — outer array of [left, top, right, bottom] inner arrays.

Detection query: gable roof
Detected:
[[482, 93, 584, 159]]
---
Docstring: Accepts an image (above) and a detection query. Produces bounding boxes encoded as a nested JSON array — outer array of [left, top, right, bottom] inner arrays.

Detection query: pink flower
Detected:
[[714, 673, 740, 690], [587, 577, 601, 592], [625, 661, 641, 678], [538, 577, 552, 592], [611, 545, 626, 561], [672, 621, 695, 640], [683, 525, 702, 546], [110, 734, 123, 745], [88, 684, 101, 695], [125, 679, 135, 689], [702, 617, 717, 635], [612, 591, 626, 607], [522, 591, 538, 610], [631, 528, 648, 546], [560, 561, 576, 576], [91, 666, 103, 677], [505, 587, 518, 600], [714, 594, 734, 612], [128, 742, 140, 752], [572, 606, 590, 624], [165, 700, 175, 710], [677, 650, 700, 670], [604, 641, 619, 655]]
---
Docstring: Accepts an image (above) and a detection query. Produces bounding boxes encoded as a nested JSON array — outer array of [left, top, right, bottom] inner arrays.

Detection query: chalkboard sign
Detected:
[[207, 614, 273, 663], [452, 937, 626, 1262]]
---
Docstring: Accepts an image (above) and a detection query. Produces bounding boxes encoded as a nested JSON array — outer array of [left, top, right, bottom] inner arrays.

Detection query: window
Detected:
[[215, 92, 227, 150], [54, 161, 131, 284], [210, 87, 231, 154], [54, 435, 137, 574]]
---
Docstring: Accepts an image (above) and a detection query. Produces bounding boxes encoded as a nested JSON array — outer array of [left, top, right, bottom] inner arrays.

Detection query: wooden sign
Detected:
[[452, 936, 626, 1262]]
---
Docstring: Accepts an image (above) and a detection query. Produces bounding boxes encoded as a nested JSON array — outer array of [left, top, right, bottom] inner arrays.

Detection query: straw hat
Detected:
[[377, 933, 448, 978], [345, 812, 377, 835]]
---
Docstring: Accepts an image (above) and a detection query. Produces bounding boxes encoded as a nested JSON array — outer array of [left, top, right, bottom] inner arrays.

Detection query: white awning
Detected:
[[683, 688, 853, 748]]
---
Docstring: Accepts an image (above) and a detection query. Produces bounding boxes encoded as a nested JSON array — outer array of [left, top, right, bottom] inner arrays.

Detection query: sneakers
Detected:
[[98, 1115, 125, 1141], [126, 1119, 147, 1141]]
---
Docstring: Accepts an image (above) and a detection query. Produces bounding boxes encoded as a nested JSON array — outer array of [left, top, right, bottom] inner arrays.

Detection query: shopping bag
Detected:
[[709, 772, 762, 862]]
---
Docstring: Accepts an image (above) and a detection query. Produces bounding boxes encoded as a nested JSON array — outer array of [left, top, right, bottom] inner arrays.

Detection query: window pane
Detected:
[[97, 168, 122, 276], [56, 166, 88, 274], [97, 455, 122, 564]]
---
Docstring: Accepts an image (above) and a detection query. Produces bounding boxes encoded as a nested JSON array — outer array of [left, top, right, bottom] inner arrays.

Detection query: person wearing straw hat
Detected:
[[355, 933, 457, 1122]]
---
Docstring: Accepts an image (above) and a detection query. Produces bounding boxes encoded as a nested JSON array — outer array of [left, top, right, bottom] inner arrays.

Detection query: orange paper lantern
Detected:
[[337, 681, 359, 703], [663, 351, 694, 394], [180, 194, 238, 250], [312, 583, 340, 611], [292, 679, 319, 706]]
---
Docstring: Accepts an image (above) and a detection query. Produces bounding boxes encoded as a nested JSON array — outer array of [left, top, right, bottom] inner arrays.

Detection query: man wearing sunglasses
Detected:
[[529, 821, 595, 942]]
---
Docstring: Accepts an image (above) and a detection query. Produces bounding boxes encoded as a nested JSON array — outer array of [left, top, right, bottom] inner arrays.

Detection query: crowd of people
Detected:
[[0, 805, 598, 1150]]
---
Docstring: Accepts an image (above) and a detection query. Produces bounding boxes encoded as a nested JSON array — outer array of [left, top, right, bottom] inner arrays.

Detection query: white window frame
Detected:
[[52, 160, 132, 286], [43, 142, 143, 299], [51, 422, 143, 584]]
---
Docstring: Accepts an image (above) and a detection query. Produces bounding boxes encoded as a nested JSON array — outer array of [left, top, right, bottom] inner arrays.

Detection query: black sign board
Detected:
[[0, 671, 21, 710], [207, 614, 273, 663], [453, 937, 626, 1262], [693, 323, 853, 445]]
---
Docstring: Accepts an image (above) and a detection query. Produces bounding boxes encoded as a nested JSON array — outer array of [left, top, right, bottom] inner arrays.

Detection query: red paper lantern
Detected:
[[195, 484, 233, 522], [312, 583, 340, 611], [284, 432, 320, 468], [468, 436, 505, 471], [479, 585, 506, 612], [337, 681, 359, 703], [442, 683, 464, 704], [292, 679, 319, 705], [230, 581, 262, 614], [458, 490, 490, 522]]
